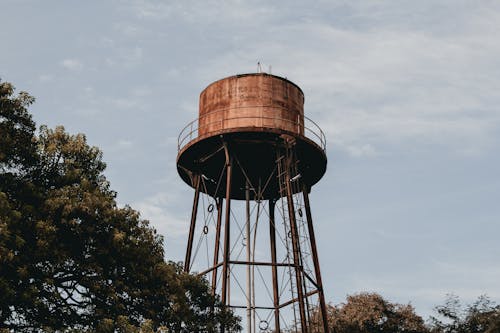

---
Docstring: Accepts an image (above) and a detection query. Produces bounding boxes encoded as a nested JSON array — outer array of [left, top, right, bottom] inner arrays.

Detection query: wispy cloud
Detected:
[[103, 46, 143, 69], [38, 74, 54, 82], [126, 0, 275, 23], [188, 7, 500, 157], [134, 192, 189, 238], [117, 139, 133, 149], [61, 58, 83, 71]]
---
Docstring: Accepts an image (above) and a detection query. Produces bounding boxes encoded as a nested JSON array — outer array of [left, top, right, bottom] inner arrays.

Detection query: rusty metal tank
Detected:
[[198, 74, 304, 137], [177, 73, 327, 200]]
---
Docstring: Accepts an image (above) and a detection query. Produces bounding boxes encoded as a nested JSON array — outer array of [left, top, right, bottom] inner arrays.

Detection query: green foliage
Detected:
[[0, 80, 240, 332], [429, 295, 500, 333], [0, 81, 36, 172], [310, 293, 500, 333], [307, 292, 427, 333], [319, 292, 429, 333]]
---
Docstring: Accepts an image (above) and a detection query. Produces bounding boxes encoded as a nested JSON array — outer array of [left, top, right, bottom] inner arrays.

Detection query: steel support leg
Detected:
[[220, 147, 232, 333], [245, 183, 252, 333], [184, 174, 201, 273], [221, 158, 232, 306], [303, 186, 329, 333]]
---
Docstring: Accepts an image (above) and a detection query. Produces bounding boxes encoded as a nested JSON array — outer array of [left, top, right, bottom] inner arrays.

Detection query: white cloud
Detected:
[[61, 58, 83, 71], [109, 97, 138, 109], [113, 23, 146, 37], [38, 74, 54, 82], [190, 8, 500, 157], [103, 46, 143, 69], [344, 143, 378, 158], [134, 192, 189, 238], [126, 0, 275, 23], [117, 139, 133, 147], [74, 108, 100, 117], [131, 87, 152, 97]]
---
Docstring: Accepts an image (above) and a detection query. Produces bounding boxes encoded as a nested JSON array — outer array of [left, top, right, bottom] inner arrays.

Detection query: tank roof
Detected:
[[200, 72, 304, 97]]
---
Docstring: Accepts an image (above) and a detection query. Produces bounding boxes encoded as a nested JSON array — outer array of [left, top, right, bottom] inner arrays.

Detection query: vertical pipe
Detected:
[[252, 187, 261, 333], [211, 197, 224, 295], [184, 174, 201, 273], [303, 185, 329, 333], [269, 198, 281, 333], [220, 147, 232, 333], [245, 183, 252, 333], [285, 152, 309, 333], [221, 159, 232, 306]]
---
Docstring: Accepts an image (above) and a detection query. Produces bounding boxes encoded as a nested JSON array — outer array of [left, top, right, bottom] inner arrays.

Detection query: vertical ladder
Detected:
[[287, 148, 314, 330], [276, 143, 311, 332], [276, 149, 299, 331]]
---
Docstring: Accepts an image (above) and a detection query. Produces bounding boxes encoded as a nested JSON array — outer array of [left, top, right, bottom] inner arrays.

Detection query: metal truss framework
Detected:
[[184, 138, 329, 333]]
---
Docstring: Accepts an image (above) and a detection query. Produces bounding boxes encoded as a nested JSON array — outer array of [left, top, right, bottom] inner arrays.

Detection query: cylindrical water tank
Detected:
[[177, 72, 327, 199], [198, 73, 304, 137]]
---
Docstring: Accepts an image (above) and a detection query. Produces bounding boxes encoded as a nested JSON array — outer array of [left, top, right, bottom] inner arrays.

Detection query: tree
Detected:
[[311, 292, 429, 333], [0, 80, 240, 332], [429, 295, 500, 333]]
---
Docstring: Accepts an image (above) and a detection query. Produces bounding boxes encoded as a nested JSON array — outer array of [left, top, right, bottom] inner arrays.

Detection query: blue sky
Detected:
[[2, 0, 500, 319]]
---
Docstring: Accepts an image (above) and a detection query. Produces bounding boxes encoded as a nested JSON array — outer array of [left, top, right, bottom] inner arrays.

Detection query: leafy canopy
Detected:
[[314, 292, 428, 333], [430, 295, 500, 333], [0, 80, 240, 332]]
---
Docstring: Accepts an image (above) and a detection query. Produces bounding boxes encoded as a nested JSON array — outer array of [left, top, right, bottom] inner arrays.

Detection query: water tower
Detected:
[[177, 73, 329, 332]]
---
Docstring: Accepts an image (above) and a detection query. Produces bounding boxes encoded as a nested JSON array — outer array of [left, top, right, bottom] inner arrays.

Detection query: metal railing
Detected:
[[178, 108, 326, 152]]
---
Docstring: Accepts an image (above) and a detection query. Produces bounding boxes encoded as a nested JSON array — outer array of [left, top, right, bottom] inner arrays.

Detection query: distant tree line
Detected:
[[309, 292, 500, 333]]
